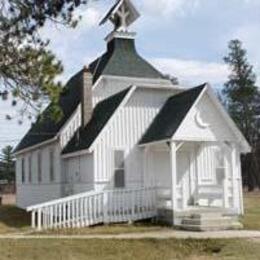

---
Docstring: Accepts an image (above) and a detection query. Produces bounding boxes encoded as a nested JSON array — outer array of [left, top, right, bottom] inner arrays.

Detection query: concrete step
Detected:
[[179, 222, 243, 232], [182, 216, 236, 226], [189, 212, 224, 219]]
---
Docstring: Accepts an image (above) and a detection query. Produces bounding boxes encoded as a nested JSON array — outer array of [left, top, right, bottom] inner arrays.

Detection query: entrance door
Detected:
[[177, 151, 192, 209], [153, 151, 171, 188], [64, 169, 74, 196]]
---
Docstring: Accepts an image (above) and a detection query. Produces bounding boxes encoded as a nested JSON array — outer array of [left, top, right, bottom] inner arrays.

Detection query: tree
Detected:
[[0, 145, 15, 182], [223, 39, 260, 190], [0, 0, 88, 120]]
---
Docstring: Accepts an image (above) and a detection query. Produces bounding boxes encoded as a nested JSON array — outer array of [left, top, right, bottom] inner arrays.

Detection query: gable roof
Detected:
[[139, 84, 206, 145], [15, 37, 164, 154], [62, 87, 132, 155], [14, 70, 84, 154], [89, 38, 163, 83]]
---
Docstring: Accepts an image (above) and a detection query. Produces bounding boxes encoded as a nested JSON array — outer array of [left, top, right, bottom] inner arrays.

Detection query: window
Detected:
[[114, 150, 125, 188], [214, 147, 226, 184], [21, 158, 25, 183], [28, 155, 32, 183], [37, 151, 42, 183], [49, 148, 55, 182]]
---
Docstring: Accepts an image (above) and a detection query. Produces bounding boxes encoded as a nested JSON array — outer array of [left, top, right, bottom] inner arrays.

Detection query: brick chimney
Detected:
[[81, 66, 93, 128]]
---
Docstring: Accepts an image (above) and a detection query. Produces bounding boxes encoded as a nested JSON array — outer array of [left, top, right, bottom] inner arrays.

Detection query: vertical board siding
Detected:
[[60, 105, 82, 149], [93, 88, 176, 187], [93, 76, 172, 106], [63, 154, 94, 196], [16, 143, 62, 209]]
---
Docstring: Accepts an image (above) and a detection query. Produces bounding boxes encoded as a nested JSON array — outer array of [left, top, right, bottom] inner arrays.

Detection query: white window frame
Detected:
[[113, 149, 126, 189], [37, 151, 42, 183], [213, 146, 227, 185], [21, 158, 25, 184], [28, 155, 32, 183], [49, 148, 55, 182]]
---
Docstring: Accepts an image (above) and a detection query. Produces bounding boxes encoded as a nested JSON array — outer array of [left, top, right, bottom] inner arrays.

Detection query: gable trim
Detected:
[[172, 84, 251, 153], [205, 86, 251, 153], [63, 85, 137, 158], [14, 136, 58, 156], [139, 84, 207, 145], [88, 85, 137, 152]]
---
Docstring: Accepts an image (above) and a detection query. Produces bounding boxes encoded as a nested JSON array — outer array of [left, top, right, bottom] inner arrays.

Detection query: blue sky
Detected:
[[1, 0, 260, 151]]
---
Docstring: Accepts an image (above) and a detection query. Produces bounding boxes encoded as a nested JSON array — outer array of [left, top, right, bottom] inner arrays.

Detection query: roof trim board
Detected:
[[88, 85, 136, 152], [139, 83, 251, 153], [139, 84, 207, 145], [204, 86, 251, 153], [62, 86, 136, 156]]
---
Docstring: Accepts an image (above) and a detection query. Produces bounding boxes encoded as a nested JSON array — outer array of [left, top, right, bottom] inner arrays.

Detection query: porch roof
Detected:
[[139, 84, 206, 145]]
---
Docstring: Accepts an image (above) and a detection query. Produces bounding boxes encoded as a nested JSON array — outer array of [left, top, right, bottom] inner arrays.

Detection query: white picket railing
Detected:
[[27, 187, 157, 231]]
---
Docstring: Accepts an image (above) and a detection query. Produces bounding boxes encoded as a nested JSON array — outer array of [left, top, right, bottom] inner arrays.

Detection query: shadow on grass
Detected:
[[0, 205, 30, 231]]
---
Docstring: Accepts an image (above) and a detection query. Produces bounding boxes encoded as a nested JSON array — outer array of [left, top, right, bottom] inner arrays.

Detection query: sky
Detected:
[[1, 0, 260, 151]]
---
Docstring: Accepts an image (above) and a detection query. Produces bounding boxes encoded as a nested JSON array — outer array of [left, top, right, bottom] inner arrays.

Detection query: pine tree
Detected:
[[0, 0, 88, 120], [223, 39, 260, 190], [0, 145, 15, 182]]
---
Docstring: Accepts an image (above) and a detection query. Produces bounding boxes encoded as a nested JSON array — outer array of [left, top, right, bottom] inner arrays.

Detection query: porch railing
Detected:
[[26, 187, 157, 231]]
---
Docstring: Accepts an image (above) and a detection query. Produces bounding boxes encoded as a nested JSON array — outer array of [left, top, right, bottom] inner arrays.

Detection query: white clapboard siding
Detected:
[[27, 187, 157, 231]]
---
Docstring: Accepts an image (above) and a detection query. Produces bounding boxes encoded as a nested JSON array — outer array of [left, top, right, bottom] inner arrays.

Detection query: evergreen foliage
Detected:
[[223, 39, 260, 190], [0, 0, 88, 120]]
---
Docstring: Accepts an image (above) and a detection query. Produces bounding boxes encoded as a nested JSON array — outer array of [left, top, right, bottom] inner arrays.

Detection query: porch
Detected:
[[142, 140, 244, 226]]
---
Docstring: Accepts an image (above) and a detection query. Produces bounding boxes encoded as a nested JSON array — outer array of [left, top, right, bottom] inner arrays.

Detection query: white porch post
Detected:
[[231, 143, 239, 212], [170, 141, 177, 225], [143, 147, 149, 187], [223, 142, 229, 208], [238, 153, 244, 215]]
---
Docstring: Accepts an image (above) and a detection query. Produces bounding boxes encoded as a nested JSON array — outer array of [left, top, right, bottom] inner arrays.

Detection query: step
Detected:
[[179, 222, 243, 232], [181, 217, 236, 226], [189, 212, 224, 219]]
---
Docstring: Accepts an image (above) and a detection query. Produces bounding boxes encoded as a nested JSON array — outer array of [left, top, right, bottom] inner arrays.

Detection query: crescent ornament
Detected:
[[195, 112, 210, 129]]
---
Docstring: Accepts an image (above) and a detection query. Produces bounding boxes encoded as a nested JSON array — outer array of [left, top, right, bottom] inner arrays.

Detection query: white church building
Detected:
[[14, 0, 250, 231]]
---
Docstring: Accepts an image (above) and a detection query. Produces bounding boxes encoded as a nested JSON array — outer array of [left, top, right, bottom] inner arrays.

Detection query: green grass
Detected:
[[241, 192, 260, 230], [0, 191, 259, 235], [34, 221, 170, 235], [0, 238, 259, 260], [0, 194, 259, 259]]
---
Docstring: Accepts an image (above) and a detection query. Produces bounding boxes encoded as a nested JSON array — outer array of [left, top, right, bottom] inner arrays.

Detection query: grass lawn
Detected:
[[0, 192, 259, 235], [0, 193, 259, 259], [241, 191, 260, 230], [0, 238, 260, 260]]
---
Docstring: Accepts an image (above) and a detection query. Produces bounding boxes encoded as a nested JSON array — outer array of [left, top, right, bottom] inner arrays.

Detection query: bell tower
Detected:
[[99, 0, 140, 42]]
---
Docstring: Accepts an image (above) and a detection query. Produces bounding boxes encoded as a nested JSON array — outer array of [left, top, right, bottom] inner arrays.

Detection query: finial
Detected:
[[99, 0, 140, 33]]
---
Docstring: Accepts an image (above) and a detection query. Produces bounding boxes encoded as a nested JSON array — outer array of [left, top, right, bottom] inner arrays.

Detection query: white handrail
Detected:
[[27, 190, 101, 211], [27, 186, 157, 231]]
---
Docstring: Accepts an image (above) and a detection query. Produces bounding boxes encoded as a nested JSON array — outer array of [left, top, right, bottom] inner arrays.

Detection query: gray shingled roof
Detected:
[[15, 71, 84, 153], [89, 38, 163, 83], [15, 37, 164, 153], [139, 84, 206, 145], [62, 87, 131, 155]]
